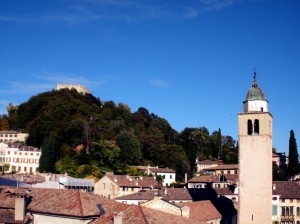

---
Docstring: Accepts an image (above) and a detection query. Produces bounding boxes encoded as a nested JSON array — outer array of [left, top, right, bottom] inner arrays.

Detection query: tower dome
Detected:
[[244, 73, 267, 102], [243, 70, 268, 112]]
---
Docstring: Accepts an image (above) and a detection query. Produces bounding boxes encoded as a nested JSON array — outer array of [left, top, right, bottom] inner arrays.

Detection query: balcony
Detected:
[[281, 215, 294, 222]]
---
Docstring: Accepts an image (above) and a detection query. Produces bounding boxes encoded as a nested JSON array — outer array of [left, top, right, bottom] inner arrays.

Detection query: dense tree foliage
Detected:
[[288, 130, 300, 179], [0, 89, 239, 181]]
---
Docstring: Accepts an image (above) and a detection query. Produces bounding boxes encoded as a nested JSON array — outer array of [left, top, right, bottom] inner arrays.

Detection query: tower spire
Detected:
[[252, 67, 258, 88]]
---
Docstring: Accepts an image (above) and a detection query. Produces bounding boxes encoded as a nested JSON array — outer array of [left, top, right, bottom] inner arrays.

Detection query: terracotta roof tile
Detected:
[[91, 205, 204, 224], [115, 188, 192, 201], [177, 201, 222, 222], [106, 175, 160, 188], [203, 164, 238, 170], [149, 168, 175, 173], [272, 181, 300, 199], [196, 160, 219, 165], [0, 209, 31, 224]]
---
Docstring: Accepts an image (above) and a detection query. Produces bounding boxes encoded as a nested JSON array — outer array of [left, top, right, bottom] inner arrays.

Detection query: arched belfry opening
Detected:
[[247, 119, 253, 135], [254, 119, 259, 135], [247, 119, 260, 135]]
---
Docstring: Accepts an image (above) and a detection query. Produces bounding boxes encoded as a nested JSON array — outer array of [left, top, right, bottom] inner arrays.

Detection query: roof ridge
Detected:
[[138, 205, 149, 224], [77, 190, 84, 216]]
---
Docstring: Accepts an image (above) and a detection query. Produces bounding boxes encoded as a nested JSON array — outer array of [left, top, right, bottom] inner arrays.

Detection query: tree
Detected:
[[288, 130, 300, 179], [116, 131, 141, 165], [55, 155, 78, 176], [2, 163, 10, 174], [39, 132, 60, 173]]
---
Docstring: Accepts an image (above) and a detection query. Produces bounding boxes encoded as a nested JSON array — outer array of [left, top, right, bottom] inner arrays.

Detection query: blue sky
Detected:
[[0, 0, 299, 155]]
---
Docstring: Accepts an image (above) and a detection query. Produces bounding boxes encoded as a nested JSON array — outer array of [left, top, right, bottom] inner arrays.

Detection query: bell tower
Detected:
[[238, 70, 272, 223]]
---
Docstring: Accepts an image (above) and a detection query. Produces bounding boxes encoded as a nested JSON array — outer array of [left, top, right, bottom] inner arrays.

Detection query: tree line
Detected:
[[0, 88, 298, 181]]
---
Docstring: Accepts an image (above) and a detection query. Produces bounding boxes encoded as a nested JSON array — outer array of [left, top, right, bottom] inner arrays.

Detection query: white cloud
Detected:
[[150, 79, 172, 88]]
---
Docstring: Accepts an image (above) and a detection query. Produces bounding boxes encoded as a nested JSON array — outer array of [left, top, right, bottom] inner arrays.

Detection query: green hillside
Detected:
[[0, 89, 238, 181]]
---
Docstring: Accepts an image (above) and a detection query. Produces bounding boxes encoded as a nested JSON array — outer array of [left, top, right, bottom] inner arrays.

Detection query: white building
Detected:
[[147, 167, 176, 187], [0, 131, 28, 143], [0, 142, 41, 174], [56, 84, 91, 94]]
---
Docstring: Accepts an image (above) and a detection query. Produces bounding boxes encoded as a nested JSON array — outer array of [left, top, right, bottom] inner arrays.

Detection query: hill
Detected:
[[0, 88, 238, 181]]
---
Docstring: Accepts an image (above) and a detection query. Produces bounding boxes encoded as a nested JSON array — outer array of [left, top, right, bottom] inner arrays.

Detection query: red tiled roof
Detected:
[[115, 188, 192, 201], [0, 130, 18, 134], [0, 187, 205, 223], [203, 164, 238, 170], [215, 187, 236, 196], [149, 168, 175, 173], [272, 181, 300, 199], [196, 160, 219, 165], [91, 205, 203, 224], [0, 209, 32, 224], [106, 174, 160, 188], [0, 187, 106, 217], [188, 175, 219, 183], [177, 201, 222, 222], [188, 174, 238, 183]]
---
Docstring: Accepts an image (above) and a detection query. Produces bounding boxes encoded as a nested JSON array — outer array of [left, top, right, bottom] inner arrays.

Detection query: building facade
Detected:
[[0, 142, 41, 174], [238, 71, 273, 223], [56, 84, 91, 94], [0, 131, 28, 143], [94, 173, 160, 199]]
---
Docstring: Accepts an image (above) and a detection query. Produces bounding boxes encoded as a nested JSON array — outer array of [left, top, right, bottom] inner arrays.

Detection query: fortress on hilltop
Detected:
[[56, 84, 91, 94]]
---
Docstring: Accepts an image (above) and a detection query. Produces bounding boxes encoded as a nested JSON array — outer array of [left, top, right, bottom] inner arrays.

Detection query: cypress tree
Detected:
[[288, 130, 300, 179]]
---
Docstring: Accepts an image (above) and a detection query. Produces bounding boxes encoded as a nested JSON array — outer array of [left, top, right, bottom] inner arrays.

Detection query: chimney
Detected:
[[113, 212, 123, 224], [15, 197, 26, 221], [164, 189, 167, 194], [273, 184, 276, 190], [184, 173, 188, 183], [181, 206, 190, 218]]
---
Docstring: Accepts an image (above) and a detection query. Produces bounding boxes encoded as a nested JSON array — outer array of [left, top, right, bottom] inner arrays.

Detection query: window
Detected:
[[170, 175, 172, 179], [254, 119, 259, 135], [297, 207, 300, 216], [247, 119, 253, 135], [272, 205, 278, 216], [282, 207, 285, 216]]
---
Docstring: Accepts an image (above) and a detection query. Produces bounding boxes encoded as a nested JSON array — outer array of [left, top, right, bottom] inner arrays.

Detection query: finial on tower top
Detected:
[[252, 67, 258, 88]]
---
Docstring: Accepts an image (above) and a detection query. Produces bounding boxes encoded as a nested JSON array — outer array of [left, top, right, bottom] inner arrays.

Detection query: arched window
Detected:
[[248, 120, 253, 135], [286, 207, 290, 216], [282, 207, 285, 216], [254, 119, 259, 135]]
